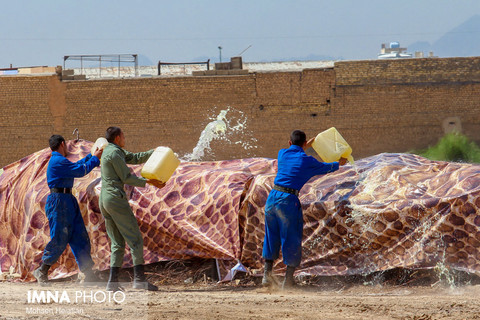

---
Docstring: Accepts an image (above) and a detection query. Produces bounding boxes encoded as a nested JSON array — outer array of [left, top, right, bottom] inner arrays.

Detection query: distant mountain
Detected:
[[408, 41, 433, 54], [433, 14, 480, 57], [409, 14, 480, 57]]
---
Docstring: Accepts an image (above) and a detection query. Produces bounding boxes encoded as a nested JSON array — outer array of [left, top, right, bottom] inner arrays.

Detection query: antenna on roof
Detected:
[[237, 45, 252, 56]]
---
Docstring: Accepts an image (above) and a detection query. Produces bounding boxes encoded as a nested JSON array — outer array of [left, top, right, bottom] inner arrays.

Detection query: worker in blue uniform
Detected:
[[262, 130, 347, 289], [33, 135, 103, 285]]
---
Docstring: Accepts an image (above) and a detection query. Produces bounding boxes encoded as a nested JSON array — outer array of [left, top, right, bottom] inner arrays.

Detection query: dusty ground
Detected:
[[2, 261, 480, 320]]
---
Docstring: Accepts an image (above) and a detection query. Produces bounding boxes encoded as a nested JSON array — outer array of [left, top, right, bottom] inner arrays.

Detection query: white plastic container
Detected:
[[91, 137, 109, 156], [141, 147, 180, 182], [312, 127, 354, 164]]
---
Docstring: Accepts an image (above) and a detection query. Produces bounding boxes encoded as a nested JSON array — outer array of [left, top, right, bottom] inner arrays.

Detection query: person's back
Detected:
[[47, 146, 100, 189], [100, 143, 120, 184], [274, 144, 338, 191], [100, 143, 131, 197], [100, 140, 154, 193]]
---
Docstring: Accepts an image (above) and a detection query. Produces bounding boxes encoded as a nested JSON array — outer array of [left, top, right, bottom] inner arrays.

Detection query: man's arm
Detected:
[[76, 153, 93, 166], [308, 156, 348, 176], [308, 157, 340, 176], [68, 146, 103, 167], [124, 149, 154, 165], [111, 152, 148, 187], [56, 155, 100, 178]]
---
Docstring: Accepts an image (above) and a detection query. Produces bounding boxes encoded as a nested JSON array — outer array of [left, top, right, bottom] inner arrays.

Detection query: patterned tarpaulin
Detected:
[[1, 140, 480, 281]]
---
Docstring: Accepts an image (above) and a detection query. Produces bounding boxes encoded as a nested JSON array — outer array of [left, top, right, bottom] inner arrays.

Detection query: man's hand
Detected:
[[147, 179, 166, 189], [93, 148, 104, 159], [339, 157, 348, 166]]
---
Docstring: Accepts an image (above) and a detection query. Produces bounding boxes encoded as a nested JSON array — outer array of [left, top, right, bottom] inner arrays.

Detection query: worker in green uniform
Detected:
[[99, 126, 165, 291]]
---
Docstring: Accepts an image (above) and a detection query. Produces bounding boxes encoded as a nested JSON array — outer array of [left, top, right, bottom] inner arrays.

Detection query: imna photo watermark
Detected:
[[27, 289, 126, 304], [25, 289, 126, 315]]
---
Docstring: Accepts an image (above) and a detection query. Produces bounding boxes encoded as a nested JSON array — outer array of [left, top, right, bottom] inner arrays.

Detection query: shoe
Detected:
[[33, 263, 50, 285], [282, 266, 296, 289], [106, 281, 125, 292], [133, 265, 158, 291], [106, 267, 124, 292], [262, 260, 277, 287]]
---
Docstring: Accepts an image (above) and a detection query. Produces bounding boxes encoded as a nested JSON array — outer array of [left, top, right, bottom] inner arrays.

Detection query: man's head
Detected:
[[106, 126, 125, 148], [49, 135, 68, 156], [49, 135, 66, 151], [290, 130, 307, 147]]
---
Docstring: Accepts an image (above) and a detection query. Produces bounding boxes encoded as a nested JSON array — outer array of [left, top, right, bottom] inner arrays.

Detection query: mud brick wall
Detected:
[[334, 57, 480, 85], [1, 57, 480, 167], [332, 57, 480, 157], [62, 75, 259, 160], [0, 76, 55, 165]]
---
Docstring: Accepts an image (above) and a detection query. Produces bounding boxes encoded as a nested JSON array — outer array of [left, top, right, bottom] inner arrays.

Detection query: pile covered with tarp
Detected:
[[1, 140, 480, 282]]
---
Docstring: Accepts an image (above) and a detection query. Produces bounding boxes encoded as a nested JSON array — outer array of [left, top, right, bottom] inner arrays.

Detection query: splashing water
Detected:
[[433, 241, 459, 288], [434, 260, 456, 288], [182, 110, 228, 161], [182, 107, 258, 161]]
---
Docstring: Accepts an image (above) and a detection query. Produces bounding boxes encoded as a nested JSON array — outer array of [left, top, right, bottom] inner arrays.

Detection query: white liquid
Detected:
[[182, 107, 257, 161]]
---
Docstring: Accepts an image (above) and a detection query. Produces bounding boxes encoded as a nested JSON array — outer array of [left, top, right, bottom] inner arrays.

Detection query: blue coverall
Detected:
[[262, 144, 339, 267], [42, 151, 100, 270]]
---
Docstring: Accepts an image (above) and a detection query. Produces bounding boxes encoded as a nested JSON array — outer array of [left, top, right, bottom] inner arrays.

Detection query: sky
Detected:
[[2, 0, 480, 67]]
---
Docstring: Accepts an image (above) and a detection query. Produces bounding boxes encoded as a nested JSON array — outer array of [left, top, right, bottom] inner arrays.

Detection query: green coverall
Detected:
[[99, 143, 154, 267]]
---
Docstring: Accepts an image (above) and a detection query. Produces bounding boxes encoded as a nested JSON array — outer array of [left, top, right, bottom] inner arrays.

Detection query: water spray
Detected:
[[182, 107, 257, 161]]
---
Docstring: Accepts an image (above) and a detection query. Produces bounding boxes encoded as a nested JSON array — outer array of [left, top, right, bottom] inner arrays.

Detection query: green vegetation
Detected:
[[415, 132, 480, 163]]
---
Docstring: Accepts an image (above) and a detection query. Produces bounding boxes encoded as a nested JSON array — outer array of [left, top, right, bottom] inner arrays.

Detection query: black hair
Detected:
[[290, 130, 306, 146], [105, 126, 122, 143], [49, 135, 65, 151]]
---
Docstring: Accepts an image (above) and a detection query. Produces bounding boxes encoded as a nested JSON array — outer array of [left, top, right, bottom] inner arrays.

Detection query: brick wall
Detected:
[[332, 57, 480, 158], [1, 57, 480, 167], [334, 57, 480, 85], [0, 76, 53, 165]]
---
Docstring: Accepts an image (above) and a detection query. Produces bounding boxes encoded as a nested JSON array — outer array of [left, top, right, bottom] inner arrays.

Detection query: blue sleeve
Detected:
[[55, 155, 100, 178], [76, 154, 93, 165], [308, 156, 339, 176]]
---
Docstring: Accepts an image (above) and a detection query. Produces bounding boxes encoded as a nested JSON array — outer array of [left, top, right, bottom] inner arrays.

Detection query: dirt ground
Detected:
[[2, 261, 480, 320]]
